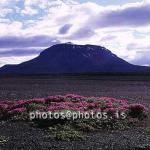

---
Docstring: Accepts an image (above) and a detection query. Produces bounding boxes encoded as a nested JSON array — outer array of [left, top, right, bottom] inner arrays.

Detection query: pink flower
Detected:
[[0, 104, 8, 110], [45, 95, 65, 103], [8, 107, 26, 115], [0, 94, 148, 120], [106, 102, 113, 108], [30, 98, 45, 104]]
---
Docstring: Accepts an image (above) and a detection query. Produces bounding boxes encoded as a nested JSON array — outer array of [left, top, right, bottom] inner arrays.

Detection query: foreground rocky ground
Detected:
[[0, 75, 150, 150], [0, 120, 149, 150]]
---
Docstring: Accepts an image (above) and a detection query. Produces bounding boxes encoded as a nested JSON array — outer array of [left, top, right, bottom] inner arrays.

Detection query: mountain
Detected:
[[0, 43, 150, 74]]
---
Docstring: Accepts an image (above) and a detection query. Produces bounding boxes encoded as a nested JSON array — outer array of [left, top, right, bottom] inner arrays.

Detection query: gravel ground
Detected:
[[0, 75, 150, 105], [0, 121, 149, 150], [0, 75, 150, 150]]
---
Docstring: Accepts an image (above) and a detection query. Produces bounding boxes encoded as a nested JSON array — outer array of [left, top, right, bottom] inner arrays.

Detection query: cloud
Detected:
[[100, 35, 116, 41], [21, 7, 39, 16], [131, 51, 150, 66], [0, 21, 23, 36], [0, 0, 19, 6], [0, 47, 43, 57], [0, 35, 60, 48], [127, 43, 150, 51], [89, 2, 150, 28], [0, 35, 60, 64], [0, 8, 13, 17], [69, 27, 95, 39], [59, 24, 72, 34], [0, 55, 37, 67], [0, 0, 150, 67], [126, 42, 150, 66]]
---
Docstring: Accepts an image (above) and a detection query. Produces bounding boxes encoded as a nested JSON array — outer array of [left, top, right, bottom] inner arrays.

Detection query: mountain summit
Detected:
[[0, 43, 150, 74]]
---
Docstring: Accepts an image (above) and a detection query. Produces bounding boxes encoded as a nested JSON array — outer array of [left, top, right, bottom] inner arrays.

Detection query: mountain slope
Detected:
[[0, 43, 150, 74]]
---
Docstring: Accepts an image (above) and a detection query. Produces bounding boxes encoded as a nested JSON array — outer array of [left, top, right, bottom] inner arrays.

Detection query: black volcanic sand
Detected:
[[0, 75, 150, 150]]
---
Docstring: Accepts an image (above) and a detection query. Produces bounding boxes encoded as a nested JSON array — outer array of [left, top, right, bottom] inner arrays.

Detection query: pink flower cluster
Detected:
[[0, 94, 149, 119]]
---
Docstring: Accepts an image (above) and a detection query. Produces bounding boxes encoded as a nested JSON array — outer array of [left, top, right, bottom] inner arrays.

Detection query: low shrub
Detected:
[[75, 121, 96, 132], [49, 124, 84, 141], [54, 130, 83, 141], [135, 144, 150, 150], [0, 136, 8, 145], [128, 104, 148, 119], [144, 126, 150, 134], [25, 103, 45, 112]]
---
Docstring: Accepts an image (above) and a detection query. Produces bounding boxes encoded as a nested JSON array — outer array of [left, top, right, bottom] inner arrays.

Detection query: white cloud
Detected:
[[0, 21, 23, 36], [0, 55, 37, 67], [0, 8, 13, 17], [21, 6, 38, 16]]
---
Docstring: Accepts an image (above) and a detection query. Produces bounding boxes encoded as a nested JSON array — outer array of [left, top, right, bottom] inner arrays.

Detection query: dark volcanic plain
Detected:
[[0, 75, 150, 150], [0, 75, 150, 106]]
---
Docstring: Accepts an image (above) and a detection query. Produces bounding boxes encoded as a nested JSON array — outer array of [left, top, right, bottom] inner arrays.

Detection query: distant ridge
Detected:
[[0, 43, 150, 74]]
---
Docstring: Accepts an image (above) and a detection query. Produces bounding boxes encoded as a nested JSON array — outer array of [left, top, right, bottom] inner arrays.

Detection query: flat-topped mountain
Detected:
[[0, 43, 150, 74]]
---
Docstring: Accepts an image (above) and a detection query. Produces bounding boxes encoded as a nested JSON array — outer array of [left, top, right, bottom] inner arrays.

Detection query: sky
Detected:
[[0, 0, 150, 67]]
